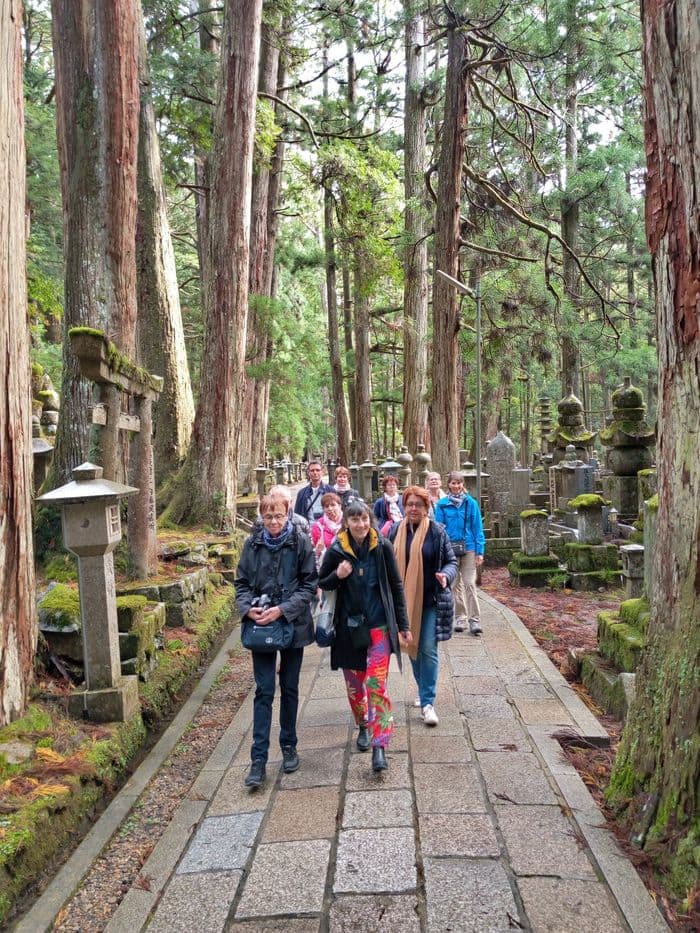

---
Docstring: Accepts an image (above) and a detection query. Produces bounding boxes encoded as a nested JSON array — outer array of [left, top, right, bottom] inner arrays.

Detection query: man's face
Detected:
[[308, 464, 323, 485]]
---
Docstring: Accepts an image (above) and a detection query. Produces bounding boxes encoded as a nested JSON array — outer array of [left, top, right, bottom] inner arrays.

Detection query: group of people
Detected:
[[234, 460, 485, 788]]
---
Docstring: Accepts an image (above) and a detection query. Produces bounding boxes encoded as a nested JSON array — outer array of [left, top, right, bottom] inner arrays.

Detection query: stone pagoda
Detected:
[[600, 377, 655, 520], [548, 389, 596, 464]]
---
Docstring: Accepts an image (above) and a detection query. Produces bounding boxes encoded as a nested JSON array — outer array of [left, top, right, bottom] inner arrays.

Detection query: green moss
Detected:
[[38, 584, 80, 629], [646, 494, 659, 511], [638, 468, 655, 476], [619, 597, 650, 630], [116, 595, 148, 612], [42, 553, 77, 583], [568, 493, 608, 511], [68, 327, 163, 395], [597, 614, 645, 671], [519, 509, 548, 519], [0, 705, 52, 742], [31, 362, 43, 378], [68, 325, 105, 339], [509, 552, 560, 569]]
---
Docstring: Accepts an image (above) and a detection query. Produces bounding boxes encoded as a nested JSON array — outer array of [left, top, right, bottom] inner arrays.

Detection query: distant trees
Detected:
[[0, 0, 37, 723]]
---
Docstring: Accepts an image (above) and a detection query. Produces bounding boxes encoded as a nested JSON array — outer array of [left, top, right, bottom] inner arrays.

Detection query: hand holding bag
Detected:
[[315, 590, 337, 647], [241, 616, 294, 652], [451, 500, 469, 556]]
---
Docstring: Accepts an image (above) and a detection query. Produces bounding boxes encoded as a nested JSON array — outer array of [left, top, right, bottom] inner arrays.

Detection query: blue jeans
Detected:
[[251, 646, 304, 763], [410, 606, 438, 707]]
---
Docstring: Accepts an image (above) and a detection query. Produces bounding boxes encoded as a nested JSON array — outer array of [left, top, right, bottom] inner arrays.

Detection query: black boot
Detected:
[[372, 746, 388, 772], [244, 759, 266, 788], [281, 745, 300, 773], [356, 725, 371, 752]]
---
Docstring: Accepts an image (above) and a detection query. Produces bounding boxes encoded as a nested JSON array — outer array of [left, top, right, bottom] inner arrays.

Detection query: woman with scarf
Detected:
[[390, 486, 458, 726], [310, 492, 343, 568], [434, 471, 486, 635], [235, 494, 317, 788], [332, 465, 361, 509], [319, 500, 412, 771], [373, 474, 404, 535]]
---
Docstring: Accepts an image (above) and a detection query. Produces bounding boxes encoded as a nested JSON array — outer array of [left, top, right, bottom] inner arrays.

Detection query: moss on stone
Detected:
[[38, 584, 81, 629], [638, 468, 656, 477], [509, 552, 560, 569], [646, 494, 659, 511], [619, 597, 650, 631], [116, 595, 148, 612], [31, 362, 43, 378], [568, 493, 608, 511], [68, 326, 163, 395], [597, 614, 645, 671], [519, 509, 548, 520], [564, 542, 619, 573]]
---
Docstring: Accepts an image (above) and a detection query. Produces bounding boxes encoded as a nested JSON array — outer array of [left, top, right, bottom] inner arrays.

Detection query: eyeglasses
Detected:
[[262, 513, 287, 523]]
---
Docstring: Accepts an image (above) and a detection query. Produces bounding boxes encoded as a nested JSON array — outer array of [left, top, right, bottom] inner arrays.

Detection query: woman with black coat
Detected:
[[235, 494, 317, 788], [318, 500, 412, 772]]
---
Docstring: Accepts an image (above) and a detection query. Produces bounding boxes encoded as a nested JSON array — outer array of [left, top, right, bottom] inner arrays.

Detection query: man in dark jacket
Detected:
[[235, 495, 317, 787], [294, 460, 332, 524]]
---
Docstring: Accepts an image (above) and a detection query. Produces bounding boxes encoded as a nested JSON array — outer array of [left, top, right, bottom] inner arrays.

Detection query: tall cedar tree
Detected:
[[608, 0, 700, 894], [0, 0, 37, 722]]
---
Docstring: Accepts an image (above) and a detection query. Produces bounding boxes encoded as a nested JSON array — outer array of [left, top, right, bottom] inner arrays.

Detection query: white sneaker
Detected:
[[413, 697, 422, 708], [422, 704, 439, 726]]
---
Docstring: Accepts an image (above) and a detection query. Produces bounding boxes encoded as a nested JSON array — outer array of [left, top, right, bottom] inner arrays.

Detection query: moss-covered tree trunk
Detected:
[[608, 0, 700, 896], [0, 0, 37, 723], [430, 16, 468, 476], [135, 3, 194, 487], [164, 0, 263, 527]]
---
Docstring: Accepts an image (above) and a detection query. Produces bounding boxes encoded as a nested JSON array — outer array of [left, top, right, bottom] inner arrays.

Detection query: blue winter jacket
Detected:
[[434, 494, 486, 556]]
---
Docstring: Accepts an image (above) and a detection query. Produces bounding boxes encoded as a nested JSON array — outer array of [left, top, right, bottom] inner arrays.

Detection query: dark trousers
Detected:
[[251, 646, 304, 763]]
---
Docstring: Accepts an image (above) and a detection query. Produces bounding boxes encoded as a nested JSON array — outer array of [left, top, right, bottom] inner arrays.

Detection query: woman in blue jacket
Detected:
[[434, 471, 485, 635]]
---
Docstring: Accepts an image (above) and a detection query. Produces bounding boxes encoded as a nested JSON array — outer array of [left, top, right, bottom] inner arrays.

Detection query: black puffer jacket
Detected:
[[318, 529, 409, 672], [235, 525, 318, 649]]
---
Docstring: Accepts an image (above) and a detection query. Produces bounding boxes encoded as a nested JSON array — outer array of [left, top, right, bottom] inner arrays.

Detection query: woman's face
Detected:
[[347, 512, 371, 542], [405, 496, 428, 523], [448, 477, 465, 495], [336, 471, 350, 486], [324, 500, 342, 521], [261, 508, 287, 538], [384, 478, 398, 495], [426, 475, 441, 492]]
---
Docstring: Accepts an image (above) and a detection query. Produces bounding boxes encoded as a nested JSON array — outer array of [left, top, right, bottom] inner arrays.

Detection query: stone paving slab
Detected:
[[300, 698, 357, 726], [235, 839, 331, 917], [457, 693, 516, 720], [343, 789, 413, 828], [177, 811, 263, 873], [209, 764, 276, 815], [345, 750, 410, 790], [279, 745, 345, 788], [513, 696, 575, 726], [423, 858, 521, 932], [452, 675, 504, 695], [517, 877, 628, 932], [477, 750, 559, 805], [413, 763, 487, 813], [296, 724, 350, 749], [410, 733, 472, 763], [448, 656, 499, 676], [497, 804, 597, 879], [228, 920, 320, 933], [419, 813, 500, 858], [328, 894, 421, 931], [467, 717, 532, 752], [334, 827, 416, 893], [147, 870, 241, 933], [262, 786, 340, 841]]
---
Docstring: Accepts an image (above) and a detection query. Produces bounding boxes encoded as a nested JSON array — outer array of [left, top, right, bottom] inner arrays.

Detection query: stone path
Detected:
[[23, 592, 670, 932]]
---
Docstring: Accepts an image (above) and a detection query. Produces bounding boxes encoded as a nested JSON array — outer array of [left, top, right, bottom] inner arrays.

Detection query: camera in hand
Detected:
[[251, 593, 272, 609]]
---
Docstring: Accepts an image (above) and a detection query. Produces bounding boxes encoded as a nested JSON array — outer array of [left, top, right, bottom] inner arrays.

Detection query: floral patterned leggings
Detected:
[[342, 627, 394, 748]]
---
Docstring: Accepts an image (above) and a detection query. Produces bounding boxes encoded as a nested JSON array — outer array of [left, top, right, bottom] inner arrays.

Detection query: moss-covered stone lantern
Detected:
[[38, 463, 139, 722], [600, 377, 656, 519]]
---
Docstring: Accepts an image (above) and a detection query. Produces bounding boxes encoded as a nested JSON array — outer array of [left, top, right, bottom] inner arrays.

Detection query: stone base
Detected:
[[601, 474, 639, 519], [508, 552, 562, 588], [482, 537, 521, 566], [67, 676, 140, 723], [568, 570, 621, 591], [564, 542, 619, 573], [597, 610, 644, 671], [580, 652, 635, 719]]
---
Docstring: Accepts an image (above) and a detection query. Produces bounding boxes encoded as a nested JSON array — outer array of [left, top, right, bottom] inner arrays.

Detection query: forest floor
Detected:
[[481, 566, 698, 931]]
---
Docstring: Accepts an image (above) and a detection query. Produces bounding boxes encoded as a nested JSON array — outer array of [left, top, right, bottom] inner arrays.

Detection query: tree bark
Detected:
[[430, 18, 468, 476], [324, 187, 352, 466], [352, 250, 373, 463], [166, 0, 263, 526], [135, 3, 194, 487], [402, 1, 429, 454], [0, 0, 37, 723], [609, 0, 700, 891]]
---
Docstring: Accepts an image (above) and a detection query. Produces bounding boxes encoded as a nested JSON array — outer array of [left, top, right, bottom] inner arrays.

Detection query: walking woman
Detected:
[[332, 465, 361, 509], [235, 494, 318, 788], [319, 500, 412, 771], [373, 474, 404, 535], [310, 492, 343, 568], [424, 471, 445, 518], [391, 486, 458, 726], [434, 471, 486, 635]]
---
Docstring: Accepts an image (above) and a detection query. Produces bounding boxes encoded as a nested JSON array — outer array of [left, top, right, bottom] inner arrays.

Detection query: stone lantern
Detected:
[[255, 464, 268, 499], [414, 444, 431, 485], [396, 446, 413, 490], [38, 463, 139, 722]]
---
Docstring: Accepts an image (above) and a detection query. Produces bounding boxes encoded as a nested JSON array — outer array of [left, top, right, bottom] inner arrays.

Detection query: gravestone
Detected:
[[548, 389, 595, 464], [600, 378, 655, 520], [486, 431, 516, 516]]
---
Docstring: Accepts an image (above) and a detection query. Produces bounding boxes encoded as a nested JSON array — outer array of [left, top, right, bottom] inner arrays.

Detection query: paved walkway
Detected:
[[21, 593, 669, 932]]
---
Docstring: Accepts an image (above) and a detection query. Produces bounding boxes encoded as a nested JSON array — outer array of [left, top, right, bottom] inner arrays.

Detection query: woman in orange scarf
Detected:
[[391, 486, 458, 726]]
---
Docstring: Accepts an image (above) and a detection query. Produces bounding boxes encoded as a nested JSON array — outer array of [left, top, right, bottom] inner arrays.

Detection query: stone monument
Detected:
[[548, 389, 596, 464], [600, 378, 655, 520], [486, 431, 516, 516]]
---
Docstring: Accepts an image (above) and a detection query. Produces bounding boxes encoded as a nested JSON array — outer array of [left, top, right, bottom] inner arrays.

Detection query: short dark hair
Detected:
[[342, 499, 375, 528]]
